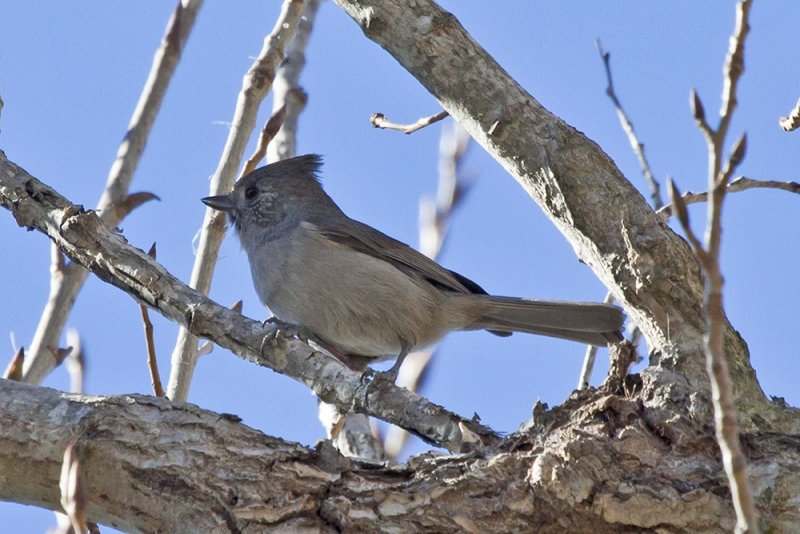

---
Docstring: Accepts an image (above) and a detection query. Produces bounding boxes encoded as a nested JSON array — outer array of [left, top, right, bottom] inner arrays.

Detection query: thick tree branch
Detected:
[[330, 0, 799, 435], [4, 379, 800, 532], [0, 152, 498, 453]]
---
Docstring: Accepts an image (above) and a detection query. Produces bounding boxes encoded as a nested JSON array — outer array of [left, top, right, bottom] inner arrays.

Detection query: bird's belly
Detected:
[[254, 244, 446, 359]]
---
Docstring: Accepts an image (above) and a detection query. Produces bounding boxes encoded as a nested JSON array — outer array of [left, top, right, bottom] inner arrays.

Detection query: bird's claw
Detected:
[[263, 317, 308, 343], [260, 317, 309, 357], [360, 366, 399, 385]]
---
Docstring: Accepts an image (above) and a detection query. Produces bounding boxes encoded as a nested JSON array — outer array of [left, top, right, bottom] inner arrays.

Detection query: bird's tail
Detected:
[[461, 295, 624, 346]]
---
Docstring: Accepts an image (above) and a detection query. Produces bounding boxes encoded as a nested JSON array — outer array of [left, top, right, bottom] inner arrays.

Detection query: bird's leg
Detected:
[[370, 344, 410, 384]]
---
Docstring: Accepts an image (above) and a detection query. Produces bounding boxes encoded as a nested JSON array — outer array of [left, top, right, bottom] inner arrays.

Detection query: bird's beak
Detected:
[[202, 194, 235, 212]]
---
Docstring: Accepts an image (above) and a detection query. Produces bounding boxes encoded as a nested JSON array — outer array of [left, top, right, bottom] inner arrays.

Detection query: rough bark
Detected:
[[3, 2, 800, 531], [331, 0, 799, 436], [3, 379, 800, 533]]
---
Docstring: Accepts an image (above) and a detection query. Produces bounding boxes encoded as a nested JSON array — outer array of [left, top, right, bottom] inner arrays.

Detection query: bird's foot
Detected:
[[360, 356, 404, 385], [260, 317, 311, 356]]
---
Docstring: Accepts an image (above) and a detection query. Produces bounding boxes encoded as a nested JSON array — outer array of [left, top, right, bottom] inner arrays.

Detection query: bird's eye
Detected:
[[244, 187, 258, 200]]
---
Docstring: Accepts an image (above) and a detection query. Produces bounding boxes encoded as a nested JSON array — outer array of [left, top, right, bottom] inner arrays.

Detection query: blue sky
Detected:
[[2, 1, 799, 530]]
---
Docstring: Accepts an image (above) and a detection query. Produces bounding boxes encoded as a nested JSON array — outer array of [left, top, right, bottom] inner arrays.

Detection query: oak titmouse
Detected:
[[202, 155, 624, 380]]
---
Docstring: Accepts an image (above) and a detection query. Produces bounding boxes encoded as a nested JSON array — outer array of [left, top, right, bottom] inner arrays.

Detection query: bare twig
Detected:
[[578, 292, 617, 390], [676, 1, 759, 531], [596, 40, 663, 209], [58, 443, 88, 534], [691, 89, 715, 146], [779, 98, 800, 132], [140, 243, 165, 398], [383, 121, 473, 459], [657, 175, 800, 217], [167, 0, 306, 402], [22, 0, 203, 385], [64, 329, 84, 395], [268, 0, 321, 162], [241, 105, 287, 176], [3, 347, 24, 381], [370, 110, 449, 135]]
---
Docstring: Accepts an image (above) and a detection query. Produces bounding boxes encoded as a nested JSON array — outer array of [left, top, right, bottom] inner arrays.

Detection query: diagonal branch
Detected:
[[0, 152, 499, 452], [167, 0, 306, 402], [331, 0, 787, 436], [22, 0, 204, 385], [596, 40, 663, 209]]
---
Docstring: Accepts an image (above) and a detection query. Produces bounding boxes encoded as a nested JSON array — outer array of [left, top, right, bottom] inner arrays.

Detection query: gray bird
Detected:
[[202, 154, 624, 381]]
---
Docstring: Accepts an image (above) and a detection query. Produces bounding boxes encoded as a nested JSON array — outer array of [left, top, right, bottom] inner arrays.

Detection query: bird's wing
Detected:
[[303, 218, 484, 295]]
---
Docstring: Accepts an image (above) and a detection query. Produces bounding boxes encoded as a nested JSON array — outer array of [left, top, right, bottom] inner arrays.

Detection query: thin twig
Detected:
[[691, 89, 715, 147], [578, 292, 617, 389], [676, 1, 759, 531], [140, 243, 165, 398], [658, 175, 800, 217], [779, 98, 800, 132], [22, 0, 203, 385], [167, 0, 306, 402], [383, 121, 473, 459], [241, 105, 287, 176], [64, 329, 84, 395], [669, 182, 707, 264], [57, 443, 88, 534], [370, 110, 449, 135], [3, 347, 24, 381], [596, 40, 663, 209], [268, 0, 321, 162]]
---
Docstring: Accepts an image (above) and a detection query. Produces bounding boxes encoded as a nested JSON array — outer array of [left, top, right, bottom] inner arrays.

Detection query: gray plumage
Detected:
[[202, 154, 624, 379]]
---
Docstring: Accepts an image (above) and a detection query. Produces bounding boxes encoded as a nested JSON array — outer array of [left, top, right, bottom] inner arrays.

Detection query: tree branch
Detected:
[[677, 2, 759, 531], [140, 243, 165, 398], [384, 120, 473, 459], [22, 0, 203, 385], [657, 175, 800, 217], [370, 110, 449, 134], [267, 0, 322, 162], [330, 0, 795, 435], [0, 152, 498, 452], [168, 0, 306, 402], [596, 40, 663, 209], [4, 378, 800, 532]]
